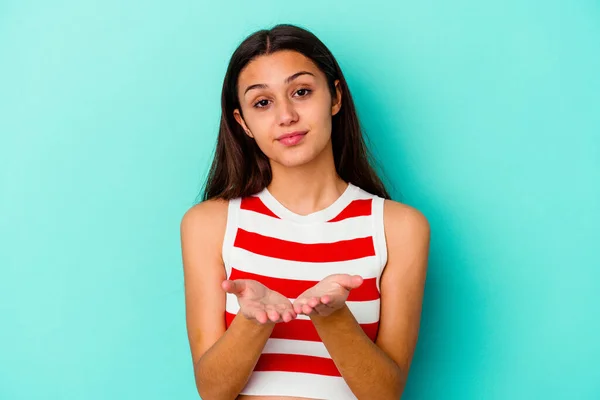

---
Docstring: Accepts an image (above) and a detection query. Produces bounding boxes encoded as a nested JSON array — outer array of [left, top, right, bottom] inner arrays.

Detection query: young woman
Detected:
[[180, 24, 430, 400]]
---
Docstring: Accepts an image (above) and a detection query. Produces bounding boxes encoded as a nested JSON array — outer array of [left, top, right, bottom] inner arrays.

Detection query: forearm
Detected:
[[311, 305, 406, 399], [194, 313, 274, 399]]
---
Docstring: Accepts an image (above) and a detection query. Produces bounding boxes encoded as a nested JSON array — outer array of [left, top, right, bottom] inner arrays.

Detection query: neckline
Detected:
[[257, 182, 358, 224]]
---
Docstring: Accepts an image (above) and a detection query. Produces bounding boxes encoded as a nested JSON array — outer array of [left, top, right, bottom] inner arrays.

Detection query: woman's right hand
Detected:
[[222, 279, 297, 324]]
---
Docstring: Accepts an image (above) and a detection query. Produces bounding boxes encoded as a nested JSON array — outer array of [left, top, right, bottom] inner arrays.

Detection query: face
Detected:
[[233, 50, 342, 168]]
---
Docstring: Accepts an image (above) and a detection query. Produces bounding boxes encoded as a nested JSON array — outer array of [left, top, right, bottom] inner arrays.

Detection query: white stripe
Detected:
[[241, 371, 357, 399], [226, 294, 380, 324], [222, 198, 241, 277], [353, 189, 376, 201], [263, 338, 331, 358], [228, 247, 381, 281], [238, 209, 373, 244], [371, 195, 387, 293]]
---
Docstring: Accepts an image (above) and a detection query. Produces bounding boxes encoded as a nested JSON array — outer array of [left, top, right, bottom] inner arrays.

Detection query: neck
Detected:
[[268, 141, 347, 216]]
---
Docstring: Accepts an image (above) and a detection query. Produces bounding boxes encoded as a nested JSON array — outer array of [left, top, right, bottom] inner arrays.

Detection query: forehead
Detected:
[[238, 50, 323, 86]]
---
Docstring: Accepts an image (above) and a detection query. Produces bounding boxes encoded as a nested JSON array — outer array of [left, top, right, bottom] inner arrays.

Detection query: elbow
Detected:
[[195, 379, 238, 400], [194, 363, 238, 400], [194, 374, 215, 400], [393, 364, 409, 399], [358, 363, 406, 399]]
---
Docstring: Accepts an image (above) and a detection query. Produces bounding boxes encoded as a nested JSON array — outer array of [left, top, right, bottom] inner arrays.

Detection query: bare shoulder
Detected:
[[383, 199, 430, 240], [180, 198, 229, 265], [181, 198, 229, 232], [382, 199, 431, 276]]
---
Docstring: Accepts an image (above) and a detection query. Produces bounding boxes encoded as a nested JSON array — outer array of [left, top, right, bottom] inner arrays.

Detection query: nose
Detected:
[[276, 98, 299, 126]]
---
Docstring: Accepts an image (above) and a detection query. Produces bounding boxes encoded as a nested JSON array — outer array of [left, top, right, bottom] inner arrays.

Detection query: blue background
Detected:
[[1, 1, 599, 398]]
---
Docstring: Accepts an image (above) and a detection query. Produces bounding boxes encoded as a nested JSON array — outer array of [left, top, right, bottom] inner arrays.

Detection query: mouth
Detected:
[[276, 130, 308, 146]]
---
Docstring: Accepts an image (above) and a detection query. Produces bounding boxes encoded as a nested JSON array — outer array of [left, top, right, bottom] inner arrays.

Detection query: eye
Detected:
[[253, 99, 271, 108], [294, 88, 312, 97]]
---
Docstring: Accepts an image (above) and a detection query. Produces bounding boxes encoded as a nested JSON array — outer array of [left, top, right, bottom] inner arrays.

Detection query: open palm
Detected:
[[222, 279, 297, 324], [292, 274, 364, 317]]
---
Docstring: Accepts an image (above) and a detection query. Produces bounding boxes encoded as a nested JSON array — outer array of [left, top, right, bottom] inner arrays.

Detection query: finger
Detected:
[[321, 295, 331, 304], [307, 297, 321, 308], [267, 309, 281, 323], [283, 306, 297, 320], [244, 306, 268, 324], [267, 303, 286, 317], [302, 304, 313, 315], [295, 299, 313, 314], [254, 310, 268, 324], [339, 275, 364, 290], [282, 310, 296, 323], [292, 299, 305, 314], [222, 279, 245, 295]]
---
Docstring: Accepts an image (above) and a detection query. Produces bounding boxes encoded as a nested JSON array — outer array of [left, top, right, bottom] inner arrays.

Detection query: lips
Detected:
[[277, 130, 308, 140], [277, 130, 308, 146]]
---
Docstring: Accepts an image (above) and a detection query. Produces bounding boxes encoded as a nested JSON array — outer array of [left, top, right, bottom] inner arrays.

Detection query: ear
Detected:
[[331, 79, 342, 116], [233, 108, 254, 138]]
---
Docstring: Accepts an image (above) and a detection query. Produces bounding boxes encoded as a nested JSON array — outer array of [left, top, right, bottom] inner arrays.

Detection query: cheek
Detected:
[[311, 108, 334, 146], [253, 136, 275, 158], [249, 127, 278, 159], [244, 115, 273, 147], [311, 97, 335, 134]]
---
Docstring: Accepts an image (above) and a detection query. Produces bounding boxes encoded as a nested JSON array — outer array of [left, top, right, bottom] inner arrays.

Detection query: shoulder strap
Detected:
[[222, 197, 241, 277], [372, 196, 388, 271]]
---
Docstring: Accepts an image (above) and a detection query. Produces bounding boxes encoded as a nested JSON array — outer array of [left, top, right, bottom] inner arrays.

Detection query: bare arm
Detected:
[[304, 202, 431, 398], [311, 305, 405, 398], [181, 200, 273, 399], [195, 313, 274, 399]]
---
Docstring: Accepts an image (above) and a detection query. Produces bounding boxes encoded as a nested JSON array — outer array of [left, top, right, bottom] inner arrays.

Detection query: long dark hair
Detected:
[[201, 23, 390, 201]]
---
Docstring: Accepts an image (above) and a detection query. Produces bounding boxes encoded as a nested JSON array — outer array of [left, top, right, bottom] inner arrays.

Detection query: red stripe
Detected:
[[234, 228, 375, 262], [225, 312, 379, 342], [328, 199, 372, 222], [240, 196, 280, 218], [255, 353, 341, 376], [229, 268, 380, 301]]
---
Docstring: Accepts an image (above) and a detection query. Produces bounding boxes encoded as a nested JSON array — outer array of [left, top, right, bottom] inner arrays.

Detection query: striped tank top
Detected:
[[222, 182, 388, 399]]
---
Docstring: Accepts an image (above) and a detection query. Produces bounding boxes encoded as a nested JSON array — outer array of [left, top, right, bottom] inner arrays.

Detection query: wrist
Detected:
[[234, 312, 276, 333], [309, 303, 349, 324]]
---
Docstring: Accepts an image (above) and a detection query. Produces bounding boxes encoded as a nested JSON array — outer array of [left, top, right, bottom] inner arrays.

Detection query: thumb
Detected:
[[222, 279, 246, 295], [338, 274, 364, 290]]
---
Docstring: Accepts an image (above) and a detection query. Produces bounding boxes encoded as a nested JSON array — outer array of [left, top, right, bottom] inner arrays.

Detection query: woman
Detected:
[[180, 24, 430, 400]]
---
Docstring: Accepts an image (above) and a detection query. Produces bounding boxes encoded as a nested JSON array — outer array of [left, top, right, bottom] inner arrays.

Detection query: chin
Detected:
[[274, 150, 319, 168]]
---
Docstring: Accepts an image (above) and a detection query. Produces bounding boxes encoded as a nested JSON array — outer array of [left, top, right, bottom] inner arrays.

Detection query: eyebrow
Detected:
[[243, 71, 315, 96]]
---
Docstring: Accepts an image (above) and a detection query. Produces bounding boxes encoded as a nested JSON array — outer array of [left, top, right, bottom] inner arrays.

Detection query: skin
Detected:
[[181, 50, 430, 399]]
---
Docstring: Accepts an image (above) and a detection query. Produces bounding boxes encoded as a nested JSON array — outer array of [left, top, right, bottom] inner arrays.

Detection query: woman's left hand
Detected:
[[292, 274, 364, 317]]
